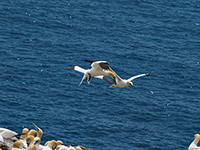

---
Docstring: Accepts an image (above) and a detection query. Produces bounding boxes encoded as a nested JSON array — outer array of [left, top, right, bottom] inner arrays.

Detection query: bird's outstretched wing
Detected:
[[128, 73, 149, 81]]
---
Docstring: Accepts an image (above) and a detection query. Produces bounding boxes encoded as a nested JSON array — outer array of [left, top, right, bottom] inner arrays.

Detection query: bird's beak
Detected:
[[32, 123, 40, 132], [63, 66, 75, 70]]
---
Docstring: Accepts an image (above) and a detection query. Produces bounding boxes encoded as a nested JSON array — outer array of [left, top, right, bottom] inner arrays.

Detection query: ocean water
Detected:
[[0, 0, 200, 149]]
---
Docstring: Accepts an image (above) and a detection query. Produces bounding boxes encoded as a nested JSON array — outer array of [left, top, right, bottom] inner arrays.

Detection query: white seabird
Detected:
[[0, 128, 20, 141], [27, 129, 37, 137], [0, 128, 25, 148], [188, 134, 200, 150], [42, 140, 57, 150], [12, 141, 26, 150], [26, 135, 35, 147], [19, 128, 29, 149], [32, 123, 44, 150], [32, 123, 43, 139], [57, 142, 75, 150], [64, 60, 115, 86], [106, 68, 149, 88], [34, 137, 43, 150]]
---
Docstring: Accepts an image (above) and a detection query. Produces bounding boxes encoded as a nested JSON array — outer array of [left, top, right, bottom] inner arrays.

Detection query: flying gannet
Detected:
[[108, 69, 149, 88], [83, 61, 150, 88], [188, 134, 200, 150], [64, 60, 115, 86]]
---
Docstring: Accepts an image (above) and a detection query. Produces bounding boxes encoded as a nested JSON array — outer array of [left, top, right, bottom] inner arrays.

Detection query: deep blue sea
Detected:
[[1, 0, 200, 149]]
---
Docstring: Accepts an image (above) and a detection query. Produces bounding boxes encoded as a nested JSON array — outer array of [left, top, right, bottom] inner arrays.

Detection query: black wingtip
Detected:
[[146, 73, 150, 76], [84, 60, 95, 63]]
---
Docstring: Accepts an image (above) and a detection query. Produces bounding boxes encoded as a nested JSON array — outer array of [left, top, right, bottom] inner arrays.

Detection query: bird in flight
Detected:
[[64, 60, 116, 86], [108, 68, 149, 88], [83, 60, 150, 88]]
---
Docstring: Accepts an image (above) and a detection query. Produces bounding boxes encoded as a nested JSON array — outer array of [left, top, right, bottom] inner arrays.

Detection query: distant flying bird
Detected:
[[188, 134, 200, 150], [64, 60, 115, 86], [104, 68, 150, 88]]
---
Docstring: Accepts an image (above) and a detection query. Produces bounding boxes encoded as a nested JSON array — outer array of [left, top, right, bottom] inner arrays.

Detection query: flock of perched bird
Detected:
[[0, 123, 93, 150], [64, 60, 150, 87]]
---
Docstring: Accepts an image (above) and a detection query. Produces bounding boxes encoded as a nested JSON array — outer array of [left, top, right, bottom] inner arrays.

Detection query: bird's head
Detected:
[[127, 81, 134, 86], [194, 134, 200, 139]]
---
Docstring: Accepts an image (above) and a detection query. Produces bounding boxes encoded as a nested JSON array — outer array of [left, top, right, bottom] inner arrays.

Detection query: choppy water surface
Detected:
[[1, 0, 200, 149]]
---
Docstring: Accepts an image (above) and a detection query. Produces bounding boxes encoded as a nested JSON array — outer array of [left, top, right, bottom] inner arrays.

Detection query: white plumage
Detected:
[[108, 68, 149, 88], [64, 60, 115, 86]]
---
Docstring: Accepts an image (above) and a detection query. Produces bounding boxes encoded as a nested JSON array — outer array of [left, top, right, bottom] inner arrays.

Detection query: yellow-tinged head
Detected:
[[56, 140, 63, 146], [37, 129, 43, 139], [194, 134, 200, 139], [13, 141, 25, 148], [26, 135, 35, 146], [32, 123, 43, 139], [48, 140, 57, 150], [28, 129, 37, 137], [75, 146, 82, 150], [127, 81, 133, 86], [44, 141, 50, 146], [21, 128, 29, 139]]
